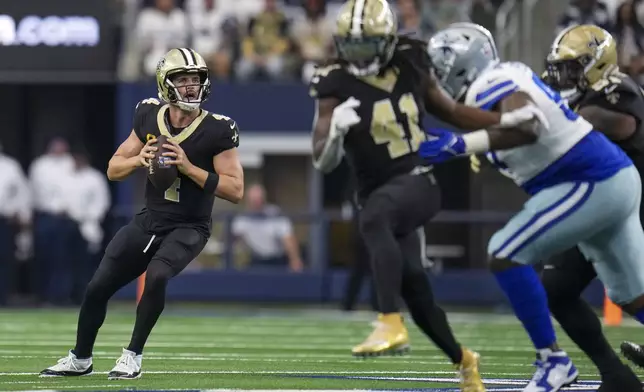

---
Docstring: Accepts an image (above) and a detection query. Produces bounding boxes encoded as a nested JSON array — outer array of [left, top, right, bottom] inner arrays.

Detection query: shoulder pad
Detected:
[[208, 112, 240, 149], [586, 72, 640, 108], [309, 64, 345, 99], [135, 97, 162, 111], [465, 68, 518, 108]]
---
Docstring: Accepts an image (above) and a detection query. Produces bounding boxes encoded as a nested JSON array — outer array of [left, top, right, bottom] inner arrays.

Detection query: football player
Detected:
[[310, 1, 537, 390], [541, 25, 643, 391], [421, 23, 644, 392], [39, 48, 243, 380]]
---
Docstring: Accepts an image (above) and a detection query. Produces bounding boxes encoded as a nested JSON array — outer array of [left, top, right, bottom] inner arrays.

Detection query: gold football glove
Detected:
[[469, 154, 481, 174]]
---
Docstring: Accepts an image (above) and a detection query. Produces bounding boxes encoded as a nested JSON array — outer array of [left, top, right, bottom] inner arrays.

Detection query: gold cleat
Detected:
[[457, 348, 486, 392], [351, 313, 410, 357]]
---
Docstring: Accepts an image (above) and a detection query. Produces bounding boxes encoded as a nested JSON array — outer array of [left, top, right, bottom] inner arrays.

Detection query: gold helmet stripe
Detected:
[[350, 0, 366, 36], [178, 47, 196, 66], [552, 25, 578, 52]]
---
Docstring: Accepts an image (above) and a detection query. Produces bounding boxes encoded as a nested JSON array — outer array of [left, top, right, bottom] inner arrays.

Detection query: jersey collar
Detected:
[[156, 104, 208, 144]]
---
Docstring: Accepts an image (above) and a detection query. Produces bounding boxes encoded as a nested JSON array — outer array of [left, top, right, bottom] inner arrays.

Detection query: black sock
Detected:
[[551, 299, 623, 376], [73, 293, 109, 359], [360, 225, 403, 313], [405, 294, 463, 363], [126, 263, 171, 355]]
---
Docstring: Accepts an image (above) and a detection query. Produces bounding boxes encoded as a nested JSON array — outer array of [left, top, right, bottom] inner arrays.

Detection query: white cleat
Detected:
[[107, 348, 142, 380], [524, 349, 578, 392], [39, 350, 93, 377]]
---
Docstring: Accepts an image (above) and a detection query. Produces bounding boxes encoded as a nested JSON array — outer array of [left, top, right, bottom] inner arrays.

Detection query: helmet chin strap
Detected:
[[173, 101, 200, 112]]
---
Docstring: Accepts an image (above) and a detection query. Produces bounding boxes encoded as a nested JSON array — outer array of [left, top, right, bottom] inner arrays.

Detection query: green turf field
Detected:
[[0, 303, 642, 391]]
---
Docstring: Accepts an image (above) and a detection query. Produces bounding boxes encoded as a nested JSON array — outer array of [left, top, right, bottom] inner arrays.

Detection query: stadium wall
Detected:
[[112, 270, 606, 308], [114, 83, 606, 308]]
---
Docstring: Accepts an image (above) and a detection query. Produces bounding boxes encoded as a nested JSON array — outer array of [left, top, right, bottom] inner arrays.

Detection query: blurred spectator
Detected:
[[616, 0, 644, 83], [292, 0, 334, 83], [0, 142, 31, 305], [189, 0, 237, 79], [29, 137, 74, 304], [64, 148, 111, 304], [469, 0, 498, 34], [135, 0, 189, 78], [397, 0, 434, 41], [556, 0, 612, 34], [232, 184, 304, 272], [236, 0, 291, 81], [424, 0, 470, 32], [187, 0, 264, 23]]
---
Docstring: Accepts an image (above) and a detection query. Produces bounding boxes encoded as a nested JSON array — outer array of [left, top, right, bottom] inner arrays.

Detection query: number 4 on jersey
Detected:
[[164, 178, 181, 202]]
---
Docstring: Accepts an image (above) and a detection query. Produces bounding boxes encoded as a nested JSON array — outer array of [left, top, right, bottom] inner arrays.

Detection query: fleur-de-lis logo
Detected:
[[588, 36, 603, 49], [156, 57, 166, 74]]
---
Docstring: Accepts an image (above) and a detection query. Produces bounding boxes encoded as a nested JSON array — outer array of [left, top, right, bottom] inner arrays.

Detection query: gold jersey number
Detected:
[[164, 178, 181, 203], [370, 93, 425, 159]]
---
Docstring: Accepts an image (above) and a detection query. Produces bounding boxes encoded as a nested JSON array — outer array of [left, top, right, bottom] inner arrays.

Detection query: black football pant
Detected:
[[73, 219, 207, 358], [358, 173, 463, 363], [542, 248, 627, 377]]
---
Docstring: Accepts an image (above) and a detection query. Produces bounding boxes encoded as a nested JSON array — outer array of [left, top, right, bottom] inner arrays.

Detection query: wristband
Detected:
[[462, 130, 491, 154]]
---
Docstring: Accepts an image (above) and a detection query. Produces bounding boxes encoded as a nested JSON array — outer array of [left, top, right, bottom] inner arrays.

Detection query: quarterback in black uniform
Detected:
[[540, 25, 644, 391], [310, 0, 538, 389], [40, 48, 243, 380]]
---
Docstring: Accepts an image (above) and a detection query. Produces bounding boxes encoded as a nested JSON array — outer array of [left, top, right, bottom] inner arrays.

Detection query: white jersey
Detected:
[[464, 62, 593, 186]]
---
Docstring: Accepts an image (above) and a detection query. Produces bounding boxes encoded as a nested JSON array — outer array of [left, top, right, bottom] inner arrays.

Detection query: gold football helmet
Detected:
[[156, 48, 211, 112], [545, 24, 617, 91], [334, 0, 398, 76]]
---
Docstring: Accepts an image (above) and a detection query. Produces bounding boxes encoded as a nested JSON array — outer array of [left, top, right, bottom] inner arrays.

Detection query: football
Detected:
[[147, 135, 178, 191]]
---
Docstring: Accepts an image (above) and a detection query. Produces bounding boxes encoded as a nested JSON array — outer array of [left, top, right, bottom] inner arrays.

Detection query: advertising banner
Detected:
[[0, 0, 117, 82]]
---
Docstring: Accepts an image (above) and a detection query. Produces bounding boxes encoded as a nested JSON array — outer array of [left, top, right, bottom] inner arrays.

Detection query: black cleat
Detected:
[[621, 341, 644, 369]]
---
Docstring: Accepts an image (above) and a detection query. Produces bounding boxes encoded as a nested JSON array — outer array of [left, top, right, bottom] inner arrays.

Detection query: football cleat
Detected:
[[597, 364, 642, 392], [39, 350, 93, 377], [457, 348, 486, 392], [352, 313, 410, 357], [524, 349, 578, 392], [107, 348, 142, 380], [620, 341, 644, 369]]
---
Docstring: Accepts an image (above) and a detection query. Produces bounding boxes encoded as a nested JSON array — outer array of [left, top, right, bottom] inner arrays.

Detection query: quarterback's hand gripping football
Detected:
[[330, 97, 361, 137], [163, 139, 193, 174], [138, 138, 157, 168], [418, 129, 466, 164], [499, 104, 549, 129]]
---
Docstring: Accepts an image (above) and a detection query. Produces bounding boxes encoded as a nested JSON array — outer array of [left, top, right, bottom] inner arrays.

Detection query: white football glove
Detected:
[[330, 97, 361, 137], [313, 97, 361, 173], [499, 103, 550, 129]]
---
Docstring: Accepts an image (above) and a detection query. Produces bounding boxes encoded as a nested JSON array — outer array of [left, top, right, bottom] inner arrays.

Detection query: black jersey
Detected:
[[133, 98, 239, 235], [309, 42, 430, 198], [573, 73, 644, 160], [574, 73, 644, 220]]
